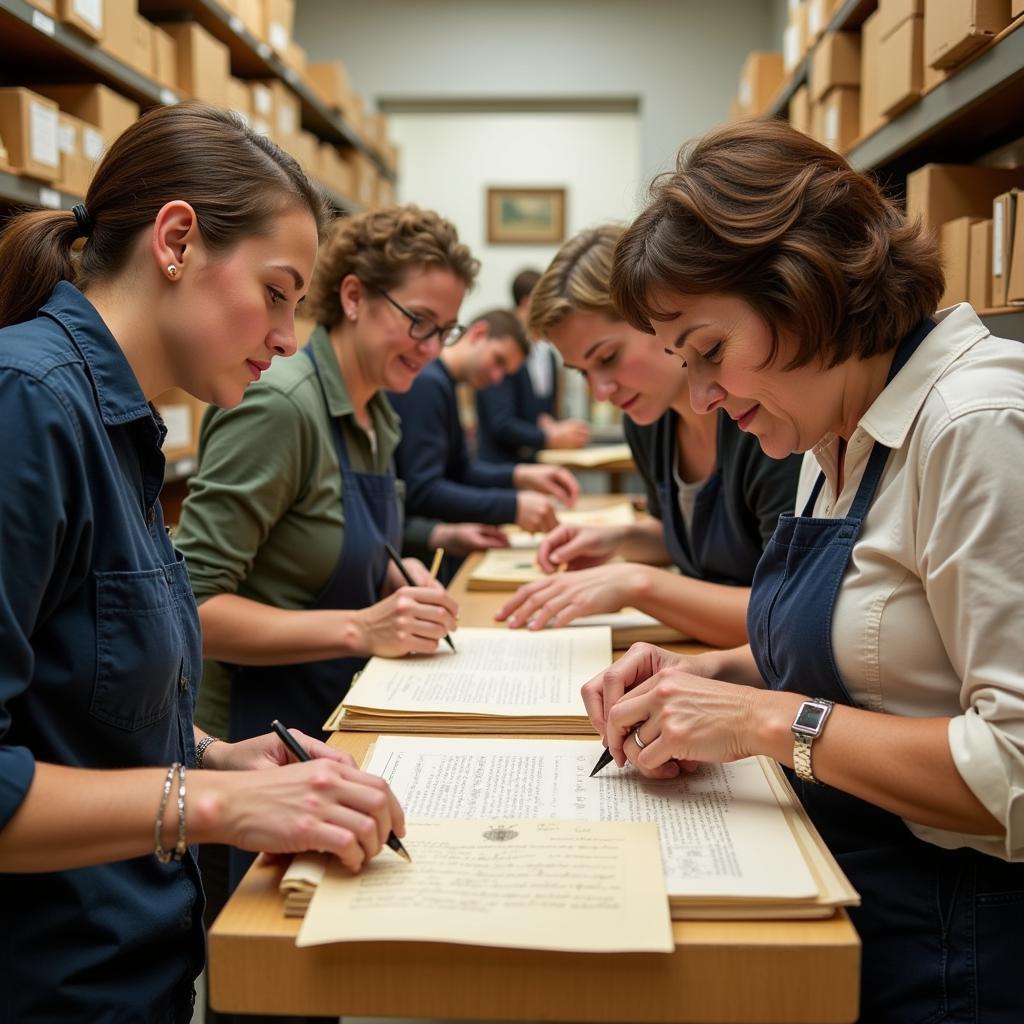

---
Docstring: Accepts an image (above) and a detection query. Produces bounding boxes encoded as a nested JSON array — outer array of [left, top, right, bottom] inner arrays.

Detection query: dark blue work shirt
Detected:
[[0, 282, 204, 1023], [389, 360, 518, 525], [474, 353, 556, 463]]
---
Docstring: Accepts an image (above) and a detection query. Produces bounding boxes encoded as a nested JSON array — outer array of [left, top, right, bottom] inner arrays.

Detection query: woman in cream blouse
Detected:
[[584, 119, 1024, 1022]]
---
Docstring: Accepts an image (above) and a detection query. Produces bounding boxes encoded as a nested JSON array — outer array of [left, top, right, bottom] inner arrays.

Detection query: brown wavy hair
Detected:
[[527, 224, 624, 340], [0, 102, 330, 328], [306, 205, 479, 328], [611, 119, 945, 368]]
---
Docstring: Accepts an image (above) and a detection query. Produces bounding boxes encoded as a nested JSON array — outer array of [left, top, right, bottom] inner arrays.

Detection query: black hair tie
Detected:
[[72, 203, 93, 238]]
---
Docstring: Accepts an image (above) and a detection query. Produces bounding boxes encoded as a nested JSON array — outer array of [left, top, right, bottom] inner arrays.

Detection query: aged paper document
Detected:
[[537, 443, 634, 468], [562, 609, 688, 648], [325, 627, 610, 734], [507, 501, 637, 548], [467, 547, 547, 589], [296, 818, 673, 953], [360, 737, 856, 917]]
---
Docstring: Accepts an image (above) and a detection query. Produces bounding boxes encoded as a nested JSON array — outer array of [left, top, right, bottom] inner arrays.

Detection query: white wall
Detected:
[[389, 110, 641, 318], [295, 0, 781, 183]]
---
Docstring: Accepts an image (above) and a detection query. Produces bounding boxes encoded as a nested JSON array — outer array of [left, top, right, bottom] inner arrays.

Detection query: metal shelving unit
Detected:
[[0, 168, 81, 210]]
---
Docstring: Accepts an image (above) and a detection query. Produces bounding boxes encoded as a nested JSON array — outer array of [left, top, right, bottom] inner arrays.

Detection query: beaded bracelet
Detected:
[[195, 735, 221, 769], [154, 762, 188, 863]]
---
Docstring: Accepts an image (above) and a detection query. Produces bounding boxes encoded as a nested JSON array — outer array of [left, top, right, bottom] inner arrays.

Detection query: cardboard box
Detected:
[[375, 175, 395, 209], [351, 150, 377, 208], [859, 10, 885, 138], [34, 83, 139, 145], [879, 15, 924, 116], [56, 0, 104, 42], [992, 190, 1019, 305], [100, 0, 142, 71], [1014, 0, 1024, 17], [807, 0, 838, 45], [161, 22, 231, 106], [252, 79, 300, 142], [307, 61, 351, 114], [968, 218, 993, 309], [26, 0, 57, 14], [55, 112, 97, 197], [784, 1, 808, 73], [153, 388, 204, 460], [906, 164, 1024, 234], [263, 0, 294, 55], [1007, 197, 1024, 304], [939, 216, 983, 306], [789, 85, 811, 135], [0, 88, 61, 182], [815, 86, 860, 152], [283, 40, 307, 77], [738, 52, 785, 115], [877, 0, 924, 39], [924, 0, 1011, 69], [226, 78, 252, 124], [150, 24, 178, 90], [222, 0, 264, 39], [810, 31, 861, 102]]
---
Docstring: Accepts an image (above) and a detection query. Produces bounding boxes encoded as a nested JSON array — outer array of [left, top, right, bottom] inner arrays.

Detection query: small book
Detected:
[[537, 443, 634, 468], [324, 626, 610, 734], [466, 547, 547, 590]]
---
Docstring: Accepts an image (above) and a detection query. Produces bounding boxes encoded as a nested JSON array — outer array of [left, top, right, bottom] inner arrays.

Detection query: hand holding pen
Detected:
[[384, 541, 457, 652], [271, 720, 411, 862]]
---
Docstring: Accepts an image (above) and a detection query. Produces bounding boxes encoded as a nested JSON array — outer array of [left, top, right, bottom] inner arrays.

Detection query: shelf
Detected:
[[137, 0, 396, 181], [767, 0, 877, 118], [0, 167, 81, 210], [847, 21, 1024, 176], [0, 0, 180, 107]]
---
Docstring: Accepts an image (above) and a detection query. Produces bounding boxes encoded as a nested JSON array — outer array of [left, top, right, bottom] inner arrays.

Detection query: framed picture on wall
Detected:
[[486, 187, 567, 244]]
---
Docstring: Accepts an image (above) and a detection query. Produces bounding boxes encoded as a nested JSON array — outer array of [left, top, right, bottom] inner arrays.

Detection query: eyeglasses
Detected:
[[377, 289, 465, 347]]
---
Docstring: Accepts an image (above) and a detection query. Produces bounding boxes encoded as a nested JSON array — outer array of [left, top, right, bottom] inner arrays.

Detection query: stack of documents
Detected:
[[466, 547, 547, 590], [324, 626, 611, 734]]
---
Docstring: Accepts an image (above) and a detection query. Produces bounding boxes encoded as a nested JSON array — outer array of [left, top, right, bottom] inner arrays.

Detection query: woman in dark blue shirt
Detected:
[[0, 103, 405, 1023], [497, 224, 801, 648]]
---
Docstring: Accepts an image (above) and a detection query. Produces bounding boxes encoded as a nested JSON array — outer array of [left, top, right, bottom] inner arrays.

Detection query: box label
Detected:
[[38, 187, 61, 209], [160, 404, 193, 450], [73, 0, 103, 31], [30, 101, 59, 168], [278, 107, 296, 136], [31, 10, 55, 36], [58, 122, 76, 155], [268, 21, 289, 53], [739, 79, 752, 109], [784, 24, 800, 70], [83, 127, 105, 162], [994, 203, 1004, 277], [809, 0, 824, 38], [253, 84, 273, 115], [825, 104, 839, 148]]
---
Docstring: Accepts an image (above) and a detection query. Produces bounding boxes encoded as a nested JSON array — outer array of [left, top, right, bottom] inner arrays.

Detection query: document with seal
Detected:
[[296, 817, 674, 953], [324, 626, 610, 734]]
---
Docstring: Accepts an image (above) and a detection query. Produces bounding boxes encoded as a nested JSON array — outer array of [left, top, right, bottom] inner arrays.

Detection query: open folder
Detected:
[[324, 626, 611, 734], [281, 737, 858, 923]]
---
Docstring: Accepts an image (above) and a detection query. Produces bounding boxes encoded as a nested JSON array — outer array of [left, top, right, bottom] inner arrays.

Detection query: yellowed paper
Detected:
[[507, 501, 636, 548], [537, 443, 634, 468], [467, 547, 546, 588], [296, 817, 673, 953], [558, 609, 688, 647]]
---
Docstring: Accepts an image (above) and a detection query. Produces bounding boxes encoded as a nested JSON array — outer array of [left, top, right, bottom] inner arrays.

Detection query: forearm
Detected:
[[751, 692, 1004, 836], [0, 761, 231, 872], [198, 592, 367, 665], [630, 566, 751, 649], [619, 518, 671, 564]]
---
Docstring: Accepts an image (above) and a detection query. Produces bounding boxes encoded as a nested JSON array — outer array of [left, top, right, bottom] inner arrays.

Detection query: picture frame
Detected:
[[486, 187, 567, 245]]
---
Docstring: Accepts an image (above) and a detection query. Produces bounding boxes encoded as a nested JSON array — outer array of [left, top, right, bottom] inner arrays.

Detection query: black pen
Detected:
[[383, 540, 457, 652], [590, 747, 614, 777], [270, 719, 411, 863]]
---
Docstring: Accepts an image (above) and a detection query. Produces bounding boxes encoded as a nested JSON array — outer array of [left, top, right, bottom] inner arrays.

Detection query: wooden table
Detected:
[[209, 552, 861, 1022]]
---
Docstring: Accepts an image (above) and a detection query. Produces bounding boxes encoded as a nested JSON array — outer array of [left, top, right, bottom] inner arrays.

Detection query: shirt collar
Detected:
[[857, 303, 991, 450], [307, 324, 401, 434], [39, 281, 152, 427]]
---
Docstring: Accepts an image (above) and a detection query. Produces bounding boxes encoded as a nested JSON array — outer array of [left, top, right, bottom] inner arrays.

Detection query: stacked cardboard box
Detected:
[[810, 31, 860, 151], [737, 53, 785, 116], [0, 88, 61, 183], [924, 0, 1011, 69]]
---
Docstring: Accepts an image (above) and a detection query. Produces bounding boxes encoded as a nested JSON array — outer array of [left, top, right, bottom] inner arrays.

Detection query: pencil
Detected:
[[270, 720, 411, 863], [383, 541, 456, 652], [428, 547, 445, 579]]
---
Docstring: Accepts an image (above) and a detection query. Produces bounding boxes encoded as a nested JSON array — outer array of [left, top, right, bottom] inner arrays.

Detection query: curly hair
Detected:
[[306, 204, 479, 328], [527, 224, 624, 340], [611, 119, 945, 368]]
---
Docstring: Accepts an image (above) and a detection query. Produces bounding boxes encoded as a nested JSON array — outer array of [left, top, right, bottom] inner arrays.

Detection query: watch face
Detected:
[[794, 703, 828, 733]]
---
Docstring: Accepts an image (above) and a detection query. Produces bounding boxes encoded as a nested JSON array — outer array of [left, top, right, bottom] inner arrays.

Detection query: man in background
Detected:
[[475, 269, 590, 463]]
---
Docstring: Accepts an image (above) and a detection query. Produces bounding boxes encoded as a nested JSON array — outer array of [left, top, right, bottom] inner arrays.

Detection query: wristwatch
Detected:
[[791, 699, 834, 785]]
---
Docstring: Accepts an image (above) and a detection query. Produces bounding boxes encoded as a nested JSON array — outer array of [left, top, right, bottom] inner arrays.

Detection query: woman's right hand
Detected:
[[353, 586, 458, 657], [515, 492, 559, 533], [537, 524, 623, 573], [211, 759, 405, 872]]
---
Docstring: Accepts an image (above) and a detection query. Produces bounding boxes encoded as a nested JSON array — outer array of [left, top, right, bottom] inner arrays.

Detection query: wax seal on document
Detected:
[[483, 826, 519, 842]]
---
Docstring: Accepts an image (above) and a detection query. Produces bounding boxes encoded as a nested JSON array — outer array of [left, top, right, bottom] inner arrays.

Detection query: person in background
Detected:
[[475, 268, 590, 462], [585, 119, 1024, 1023], [0, 103, 404, 1024], [392, 308, 580, 576], [496, 225, 801, 648]]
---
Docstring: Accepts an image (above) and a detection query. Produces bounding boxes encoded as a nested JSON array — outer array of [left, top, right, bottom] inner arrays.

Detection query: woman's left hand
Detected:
[[204, 730, 357, 772], [604, 668, 762, 778], [512, 464, 580, 506], [496, 563, 635, 629]]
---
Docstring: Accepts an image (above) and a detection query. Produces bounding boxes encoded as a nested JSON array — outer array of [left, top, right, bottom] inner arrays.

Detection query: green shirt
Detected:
[[175, 326, 402, 739]]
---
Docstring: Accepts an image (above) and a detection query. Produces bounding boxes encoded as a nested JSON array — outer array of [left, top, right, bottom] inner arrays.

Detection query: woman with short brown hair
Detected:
[[586, 119, 1024, 1021]]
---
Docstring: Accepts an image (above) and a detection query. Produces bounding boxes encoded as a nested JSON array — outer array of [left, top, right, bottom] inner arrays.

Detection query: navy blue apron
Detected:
[[747, 320, 1024, 1023], [656, 409, 762, 585], [227, 345, 401, 886]]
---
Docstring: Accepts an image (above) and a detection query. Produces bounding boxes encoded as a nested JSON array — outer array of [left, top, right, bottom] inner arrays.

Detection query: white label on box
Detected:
[[83, 127, 105, 162], [30, 101, 59, 168], [784, 24, 799, 71], [252, 118, 270, 136], [229, 15, 244, 34], [257, 41, 272, 60], [279, 107, 296, 136], [38, 187, 61, 209], [253, 84, 273, 115], [809, 0, 824, 38], [993, 204, 1004, 277], [268, 21, 289, 53], [31, 10, 55, 36], [825, 105, 839, 148], [58, 123, 76, 155], [160, 88, 179, 106], [73, 0, 103, 31], [160, 404, 193, 450], [739, 78, 752, 109]]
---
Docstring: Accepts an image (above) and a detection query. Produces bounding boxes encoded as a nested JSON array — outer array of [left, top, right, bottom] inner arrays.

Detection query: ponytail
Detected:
[[0, 209, 84, 327]]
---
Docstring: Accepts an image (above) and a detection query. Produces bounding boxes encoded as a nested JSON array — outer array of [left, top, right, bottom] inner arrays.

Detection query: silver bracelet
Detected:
[[195, 735, 221, 769], [154, 762, 187, 863]]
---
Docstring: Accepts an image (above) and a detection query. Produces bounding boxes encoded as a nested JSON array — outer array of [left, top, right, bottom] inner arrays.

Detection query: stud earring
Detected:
[[167, 264, 178, 278]]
